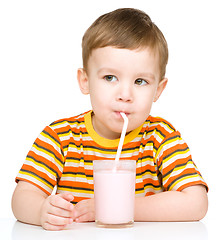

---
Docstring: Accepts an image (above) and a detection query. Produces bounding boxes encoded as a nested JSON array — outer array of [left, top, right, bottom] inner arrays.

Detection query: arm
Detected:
[[60, 185, 208, 223], [134, 185, 208, 221], [12, 181, 75, 230]]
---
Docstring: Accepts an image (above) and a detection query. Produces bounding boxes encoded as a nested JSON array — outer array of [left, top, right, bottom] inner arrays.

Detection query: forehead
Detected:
[[88, 46, 160, 79]]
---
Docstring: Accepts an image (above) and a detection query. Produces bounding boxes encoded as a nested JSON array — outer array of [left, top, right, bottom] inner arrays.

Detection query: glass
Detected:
[[93, 160, 136, 228]]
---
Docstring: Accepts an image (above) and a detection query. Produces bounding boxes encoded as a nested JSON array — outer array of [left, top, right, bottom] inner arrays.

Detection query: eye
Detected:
[[104, 75, 118, 82], [135, 79, 148, 86]]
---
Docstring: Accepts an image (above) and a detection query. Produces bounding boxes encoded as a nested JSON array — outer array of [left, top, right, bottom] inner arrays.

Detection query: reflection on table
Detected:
[[11, 220, 208, 240]]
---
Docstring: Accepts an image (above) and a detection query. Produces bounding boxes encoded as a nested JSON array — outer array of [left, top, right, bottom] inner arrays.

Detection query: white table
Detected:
[[0, 218, 210, 240]]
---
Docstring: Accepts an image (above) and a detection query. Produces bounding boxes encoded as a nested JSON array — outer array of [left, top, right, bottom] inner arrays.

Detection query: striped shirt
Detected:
[[16, 111, 207, 204]]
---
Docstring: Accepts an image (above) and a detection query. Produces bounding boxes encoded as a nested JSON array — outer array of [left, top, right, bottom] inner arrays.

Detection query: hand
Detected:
[[73, 198, 95, 223], [40, 193, 74, 230]]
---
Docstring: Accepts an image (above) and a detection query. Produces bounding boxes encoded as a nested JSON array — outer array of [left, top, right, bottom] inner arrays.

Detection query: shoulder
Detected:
[[138, 116, 179, 150], [144, 116, 176, 136], [39, 111, 89, 144], [48, 111, 89, 132]]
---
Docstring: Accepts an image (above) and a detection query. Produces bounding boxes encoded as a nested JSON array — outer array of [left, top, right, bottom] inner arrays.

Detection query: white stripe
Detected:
[[64, 161, 93, 170], [137, 159, 155, 168], [57, 189, 94, 199], [60, 176, 93, 184]]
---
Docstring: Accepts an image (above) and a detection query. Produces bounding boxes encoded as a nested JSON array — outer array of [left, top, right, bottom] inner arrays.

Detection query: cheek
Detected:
[[89, 86, 109, 109], [135, 89, 155, 109], [136, 102, 153, 119]]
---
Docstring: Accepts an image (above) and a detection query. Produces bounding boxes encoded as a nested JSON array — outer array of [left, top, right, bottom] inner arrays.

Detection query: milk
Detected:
[[93, 161, 136, 227]]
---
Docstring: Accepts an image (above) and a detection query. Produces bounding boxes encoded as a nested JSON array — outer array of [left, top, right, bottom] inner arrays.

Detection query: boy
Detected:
[[12, 8, 208, 231]]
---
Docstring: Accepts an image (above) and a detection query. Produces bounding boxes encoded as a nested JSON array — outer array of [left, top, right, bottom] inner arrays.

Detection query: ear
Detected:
[[154, 78, 168, 102], [77, 68, 89, 95]]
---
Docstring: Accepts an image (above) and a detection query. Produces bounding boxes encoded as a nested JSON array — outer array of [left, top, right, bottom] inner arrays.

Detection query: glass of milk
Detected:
[[93, 160, 136, 228]]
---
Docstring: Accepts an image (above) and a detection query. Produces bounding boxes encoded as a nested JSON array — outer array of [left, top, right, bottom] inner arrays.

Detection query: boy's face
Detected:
[[78, 46, 167, 140]]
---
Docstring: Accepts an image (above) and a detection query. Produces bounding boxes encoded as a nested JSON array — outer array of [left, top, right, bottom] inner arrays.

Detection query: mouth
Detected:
[[114, 111, 130, 118]]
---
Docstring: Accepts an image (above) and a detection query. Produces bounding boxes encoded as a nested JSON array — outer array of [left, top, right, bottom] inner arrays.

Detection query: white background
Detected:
[[0, 0, 222, 235]]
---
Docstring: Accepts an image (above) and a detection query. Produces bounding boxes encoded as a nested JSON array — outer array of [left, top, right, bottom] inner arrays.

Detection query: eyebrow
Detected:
[[137, 72, 156, 80], [97, 68, 119, 75]]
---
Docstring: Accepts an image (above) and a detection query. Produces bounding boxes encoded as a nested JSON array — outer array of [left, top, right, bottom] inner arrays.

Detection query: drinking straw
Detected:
[[114, 112, 129, 164]]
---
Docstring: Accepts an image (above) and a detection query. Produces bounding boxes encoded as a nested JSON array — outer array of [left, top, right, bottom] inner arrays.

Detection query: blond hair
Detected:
[[82, 8, 168, 80]]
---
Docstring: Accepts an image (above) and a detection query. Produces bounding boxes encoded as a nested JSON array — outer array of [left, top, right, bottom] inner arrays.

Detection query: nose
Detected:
[[116, 82, 133, 102]]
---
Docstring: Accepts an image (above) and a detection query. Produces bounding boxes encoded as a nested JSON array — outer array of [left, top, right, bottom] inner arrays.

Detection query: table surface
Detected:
[[0, 218, 214, 240]]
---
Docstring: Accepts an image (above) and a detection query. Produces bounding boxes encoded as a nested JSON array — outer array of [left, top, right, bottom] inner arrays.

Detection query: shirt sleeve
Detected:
[[15, 126, 64, 195], [155, 131, 208, 192]]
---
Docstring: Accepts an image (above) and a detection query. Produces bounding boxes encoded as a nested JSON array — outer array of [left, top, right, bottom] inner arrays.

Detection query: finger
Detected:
[[75, 211, 95, 223], [42, 221, 68, 231], [48, 204, 73, 218], [59, 193, 74, 202], [50, 195, 74, 211], [46, 213, 73, 226]]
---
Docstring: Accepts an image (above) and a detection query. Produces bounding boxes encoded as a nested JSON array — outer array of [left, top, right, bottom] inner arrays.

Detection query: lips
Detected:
[[114, 111, 130, 118]]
